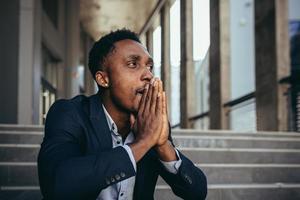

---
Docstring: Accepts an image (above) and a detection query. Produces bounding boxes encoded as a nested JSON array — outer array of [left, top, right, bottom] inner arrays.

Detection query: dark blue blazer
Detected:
[[38, 94, 207, 200]]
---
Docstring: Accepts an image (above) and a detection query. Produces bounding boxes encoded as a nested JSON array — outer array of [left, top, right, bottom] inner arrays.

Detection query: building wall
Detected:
[[0, 0, 20, 124], [0, 0, 93, 125]]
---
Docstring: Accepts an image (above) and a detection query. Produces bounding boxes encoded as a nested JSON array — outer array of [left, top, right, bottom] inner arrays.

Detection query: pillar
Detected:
[[180, 0, 195, 128], [160, 1, 172, 114], [209, 0, 231, 129], [255, 0, 290, 131]]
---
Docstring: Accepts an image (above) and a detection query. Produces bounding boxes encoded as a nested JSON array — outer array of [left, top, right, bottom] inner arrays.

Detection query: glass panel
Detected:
[[194, 116, 210, 130], [194, 57, 209, 114], [78, 65, 85, 91], [42, 0, 58, 28], [41, 47, 58, 124], [170, 0, 181, 126], [193, 0, 210, 128], [42, 47, 58, 87], [288, 0, 300, 131], [193, 0, 210, 61], [153, 26, 161, 78], [229, 98, 256, 131], [230, 0, 255, 100]]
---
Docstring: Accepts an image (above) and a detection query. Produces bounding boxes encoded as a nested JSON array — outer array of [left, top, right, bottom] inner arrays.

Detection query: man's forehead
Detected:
[[113, 39, 151, 58]]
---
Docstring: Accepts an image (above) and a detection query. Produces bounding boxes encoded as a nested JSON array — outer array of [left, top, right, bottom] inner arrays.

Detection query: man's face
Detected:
[[105, 39, 154, 113]]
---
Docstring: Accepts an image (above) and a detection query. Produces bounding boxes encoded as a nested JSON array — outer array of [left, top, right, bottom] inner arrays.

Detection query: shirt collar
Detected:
[[102, 104, 119, 136]]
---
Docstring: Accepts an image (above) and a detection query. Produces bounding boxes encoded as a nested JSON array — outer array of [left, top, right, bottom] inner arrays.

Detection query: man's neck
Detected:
[[101, 94, 131, 139]]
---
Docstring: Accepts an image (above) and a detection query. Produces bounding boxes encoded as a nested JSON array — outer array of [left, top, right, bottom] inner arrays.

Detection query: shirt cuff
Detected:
[[122, 145, 137, 172], [159, 149, 182, 174]]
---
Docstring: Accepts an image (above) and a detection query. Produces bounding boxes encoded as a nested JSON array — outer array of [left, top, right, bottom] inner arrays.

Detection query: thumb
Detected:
[[130, 114, 136, 130]]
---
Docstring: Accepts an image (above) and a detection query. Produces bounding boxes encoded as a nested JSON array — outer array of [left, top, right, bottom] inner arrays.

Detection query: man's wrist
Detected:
[[129, 138, 153, 162], [155, 141, 177, 162]]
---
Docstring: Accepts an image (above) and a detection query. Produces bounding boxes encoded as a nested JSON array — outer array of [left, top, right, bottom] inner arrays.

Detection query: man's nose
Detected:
[[141, 66, 153, 82]]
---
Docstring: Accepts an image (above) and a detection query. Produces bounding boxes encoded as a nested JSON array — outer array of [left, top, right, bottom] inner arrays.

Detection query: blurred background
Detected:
[[0, 0, 300, 199]]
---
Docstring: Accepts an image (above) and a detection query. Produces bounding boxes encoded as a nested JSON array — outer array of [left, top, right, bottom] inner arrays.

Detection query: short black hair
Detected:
[[88, 28, 141, 79]]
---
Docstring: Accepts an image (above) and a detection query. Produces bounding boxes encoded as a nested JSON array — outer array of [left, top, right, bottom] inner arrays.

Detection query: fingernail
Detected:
[[150, 79, 155, 85], [145, 84, 149, 89]]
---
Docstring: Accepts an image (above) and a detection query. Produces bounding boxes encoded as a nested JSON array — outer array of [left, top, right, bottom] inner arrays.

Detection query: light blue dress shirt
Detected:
[[97, 105, 182, 200]]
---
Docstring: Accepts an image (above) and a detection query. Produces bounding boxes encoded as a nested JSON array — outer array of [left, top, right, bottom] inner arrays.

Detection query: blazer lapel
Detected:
[[89, 93, 112, 150]]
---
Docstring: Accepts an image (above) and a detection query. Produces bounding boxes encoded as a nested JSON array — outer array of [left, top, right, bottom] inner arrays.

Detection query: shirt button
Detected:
[[105, 178, 110, 185], [115, 174, 121, 180], [111, 177, 115, 183], [120, 192, 124, 196], [184, 174, 192, 184], [120, 172, 125, 178], [117, 141, 121, 144]]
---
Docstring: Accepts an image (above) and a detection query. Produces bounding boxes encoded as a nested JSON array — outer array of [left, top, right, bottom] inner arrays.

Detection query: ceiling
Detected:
[[80, 0, 158, 41]]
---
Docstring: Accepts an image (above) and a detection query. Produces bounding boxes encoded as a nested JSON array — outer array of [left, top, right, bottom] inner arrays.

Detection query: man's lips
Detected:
[[136, 87, 146, 95]]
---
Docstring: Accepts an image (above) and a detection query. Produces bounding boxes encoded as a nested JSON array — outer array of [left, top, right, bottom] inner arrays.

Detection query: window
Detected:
[[153, 26, 162, 78], [42, 0, 59, 28], [288, 0, 300, 131], [170, 0, 181, 126], [229, 0, 255, 99], [193, 0, 210, 129], [40, 47, 58, 124], [228, 0, 256, 131]]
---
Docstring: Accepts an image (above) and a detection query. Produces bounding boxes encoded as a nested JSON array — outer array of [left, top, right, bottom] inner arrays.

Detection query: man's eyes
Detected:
[[127, 61, 153, 71], [127, 61, 137, 67], [148, 64, 154, 72]]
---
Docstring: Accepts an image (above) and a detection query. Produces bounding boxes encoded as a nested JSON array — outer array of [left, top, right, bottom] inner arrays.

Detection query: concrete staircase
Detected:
[[0, 125, 300, 200]]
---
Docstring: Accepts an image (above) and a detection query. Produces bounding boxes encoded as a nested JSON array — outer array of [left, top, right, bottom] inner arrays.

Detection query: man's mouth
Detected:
[[136, 87, 146, 96]]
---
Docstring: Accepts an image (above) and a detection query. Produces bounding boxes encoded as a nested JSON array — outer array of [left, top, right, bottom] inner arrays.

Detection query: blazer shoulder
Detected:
[[48, 95, 88, 113]]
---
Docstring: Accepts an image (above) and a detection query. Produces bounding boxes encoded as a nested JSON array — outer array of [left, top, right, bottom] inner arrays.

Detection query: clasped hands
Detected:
[[130, 78, 177, 162]]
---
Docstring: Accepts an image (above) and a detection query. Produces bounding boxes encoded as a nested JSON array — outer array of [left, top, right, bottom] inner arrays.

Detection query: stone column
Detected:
[[255, 0, 290, 131], [180, 0, 195, 128], [146, 28, 154, 57], [84, 35, 96, 96], [65, 0, 81, 98], [209, 0, 231, 130], [18, 0, 41, 125], [0, 0, 20, 123], [32, 0, 42, 124], [160, 1, 171, 114]]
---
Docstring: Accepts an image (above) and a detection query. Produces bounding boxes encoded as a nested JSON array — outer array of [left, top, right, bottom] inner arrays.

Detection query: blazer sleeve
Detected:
[[157, 130, 207, 200], [38, 100, 136, 200]]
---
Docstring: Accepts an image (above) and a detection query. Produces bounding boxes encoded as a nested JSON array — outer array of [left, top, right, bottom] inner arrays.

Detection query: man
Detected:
[[38, 29, 207, 200]]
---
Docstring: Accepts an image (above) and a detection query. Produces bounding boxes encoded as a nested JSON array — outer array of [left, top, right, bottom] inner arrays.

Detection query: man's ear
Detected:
[[95, 71, 109, 88]]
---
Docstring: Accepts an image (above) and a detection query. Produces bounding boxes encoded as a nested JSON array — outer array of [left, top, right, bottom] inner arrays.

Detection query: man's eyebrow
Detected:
[[127, 55, 140, 60], [126, 55, 153, 64]]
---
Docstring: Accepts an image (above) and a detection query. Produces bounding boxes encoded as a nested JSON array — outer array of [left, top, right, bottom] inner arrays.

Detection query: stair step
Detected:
[[0, 145, 39, 162], [0, 164, 38, 186], [2, 163, 300, 186], [0, 131, 43, 144], [173, 135, 300, 148], [157, 163, 300, 185], [154, 183, 300, 200], [172, 129, 300, 137], [2, 145, 300, 164], [3, 184, 300, 200], [0, 187, 41, 200], [0, 125, 43, 132], [179, 148, 300, 164]]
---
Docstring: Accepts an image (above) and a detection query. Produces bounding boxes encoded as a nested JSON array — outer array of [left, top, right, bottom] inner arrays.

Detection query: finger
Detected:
[[150, 80, 159, 113], [158, 79, 163, 94], [155, 87, 163, 115], [162, 91, 166, 116], [130, 114, 136, 129], [138, 84, 149, 114], [144, 79, 155, 114]]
